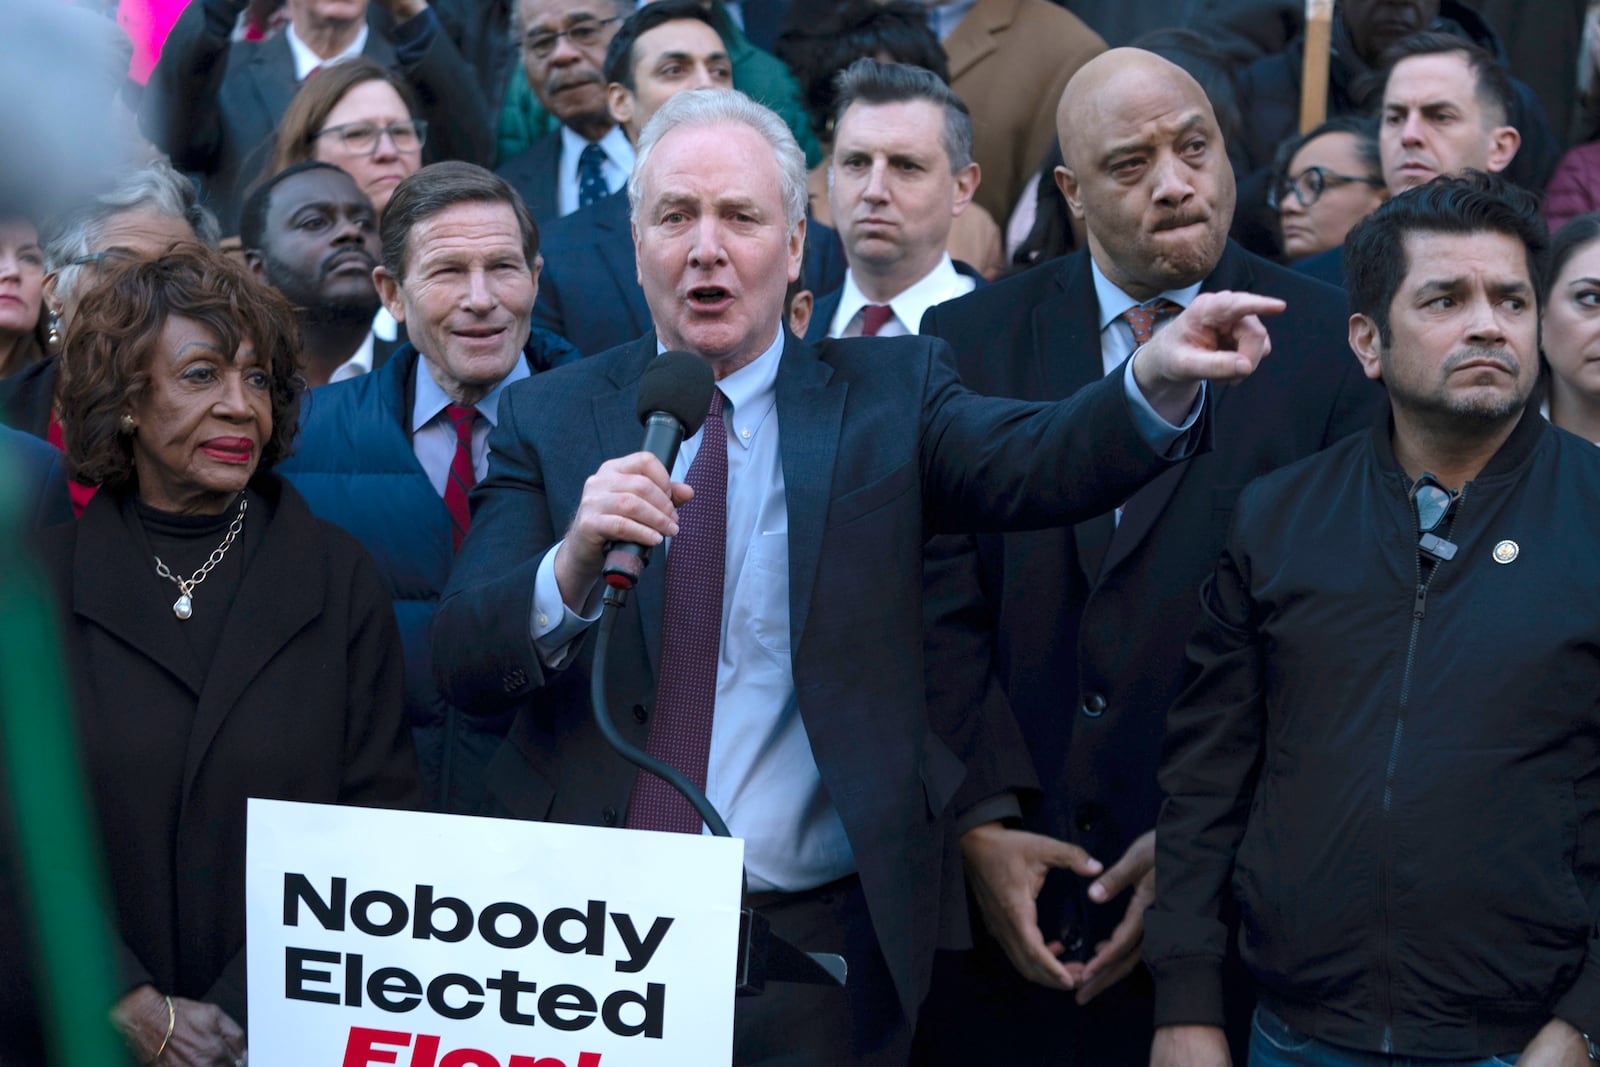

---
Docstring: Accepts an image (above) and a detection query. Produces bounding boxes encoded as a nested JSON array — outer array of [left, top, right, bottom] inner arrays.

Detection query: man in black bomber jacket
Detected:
[[1147, 175, 1600, 1067]]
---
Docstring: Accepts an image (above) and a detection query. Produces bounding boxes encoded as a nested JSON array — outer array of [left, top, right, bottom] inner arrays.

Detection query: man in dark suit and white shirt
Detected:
[[495, 0, 633, 224], [914, 47, 1383, 1066], [431, 86, 1281, 1063], [807, 59, 981, 341]]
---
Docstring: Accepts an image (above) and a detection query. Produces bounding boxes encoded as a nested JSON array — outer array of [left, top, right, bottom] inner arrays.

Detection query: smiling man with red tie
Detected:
[[281, 161, 578, 814]]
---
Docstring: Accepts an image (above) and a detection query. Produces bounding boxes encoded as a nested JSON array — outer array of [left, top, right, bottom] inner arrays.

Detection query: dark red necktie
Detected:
[[1119, 297, 1182, 345], [443, 404, 479, 552], [858, 304, 895, 337], [627, 390, 728, 834]]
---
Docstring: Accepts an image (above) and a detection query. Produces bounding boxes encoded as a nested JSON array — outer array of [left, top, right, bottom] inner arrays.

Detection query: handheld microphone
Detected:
[[602, 350, 715, 590]]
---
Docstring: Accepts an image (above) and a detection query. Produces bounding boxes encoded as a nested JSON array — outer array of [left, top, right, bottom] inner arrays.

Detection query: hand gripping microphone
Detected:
[[601, 350, 715, 591]]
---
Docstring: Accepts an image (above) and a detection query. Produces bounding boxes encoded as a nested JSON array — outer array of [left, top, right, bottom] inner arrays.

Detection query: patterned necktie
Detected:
[[1119, 297, 1183, 346], [443, 404, 479, 552], [578, 142, 609, 209], [627, 390, 728, 834], [858, 304, 895, 337]]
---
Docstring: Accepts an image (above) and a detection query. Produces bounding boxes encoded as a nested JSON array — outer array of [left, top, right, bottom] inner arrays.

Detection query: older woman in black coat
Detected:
[[38, 245, 420, 1065]]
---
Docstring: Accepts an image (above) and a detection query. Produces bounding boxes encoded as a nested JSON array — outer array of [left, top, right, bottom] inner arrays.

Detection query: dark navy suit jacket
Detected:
[[918, 241, 1379, 1029], [430, 328, 1187, 1019], [495, 131, 561, 225]]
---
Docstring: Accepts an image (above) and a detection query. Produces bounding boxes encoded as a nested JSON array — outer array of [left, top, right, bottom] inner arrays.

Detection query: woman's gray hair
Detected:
[[627, 89, 808, 230], [44, 159, 220, 306]]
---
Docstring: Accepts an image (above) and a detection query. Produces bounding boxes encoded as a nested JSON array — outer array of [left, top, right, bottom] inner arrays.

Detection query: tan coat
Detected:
[[945, 0, 1105, 223]]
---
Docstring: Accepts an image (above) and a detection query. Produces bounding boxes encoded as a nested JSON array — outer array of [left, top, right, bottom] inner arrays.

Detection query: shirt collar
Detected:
[[410, 352, 531, 434], [559, 124, 635, 177], [834, 254, 968, 336], [1090, 258, 1202, 332], [328, 332, 375, 384], [285, 21, 369, 81], [656, 326, 783, 451]]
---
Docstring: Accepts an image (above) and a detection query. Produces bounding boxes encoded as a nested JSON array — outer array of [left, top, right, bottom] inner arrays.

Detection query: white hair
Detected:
[[627, 89, 808, 230], [43, 159, 220, 307]]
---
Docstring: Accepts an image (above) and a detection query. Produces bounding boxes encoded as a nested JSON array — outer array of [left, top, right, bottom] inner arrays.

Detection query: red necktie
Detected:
[[858, 304, 895, 337], [443, 404, 479, 552], [1119, 298, 1183, 346], [627, 390, 727, 834]]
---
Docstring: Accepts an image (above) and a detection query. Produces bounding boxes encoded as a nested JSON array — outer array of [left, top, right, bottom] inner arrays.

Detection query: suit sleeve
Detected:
[[918, 341, 1194, 535], [390, 8, 494, 168], [139, 0, 241, 172], [1142, 516, 1268, 1029], [431, 382, 562, 713]]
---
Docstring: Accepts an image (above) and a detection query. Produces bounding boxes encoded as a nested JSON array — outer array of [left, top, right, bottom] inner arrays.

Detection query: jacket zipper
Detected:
[[1376, 483, 1468, 1052]]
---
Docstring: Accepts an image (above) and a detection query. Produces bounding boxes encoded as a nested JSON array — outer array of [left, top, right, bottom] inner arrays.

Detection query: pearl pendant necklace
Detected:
[[152, 497, 247, 621]]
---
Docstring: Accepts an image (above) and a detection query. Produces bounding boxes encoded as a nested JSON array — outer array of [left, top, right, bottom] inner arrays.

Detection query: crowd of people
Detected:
[[2, 0, 1600, 1065]]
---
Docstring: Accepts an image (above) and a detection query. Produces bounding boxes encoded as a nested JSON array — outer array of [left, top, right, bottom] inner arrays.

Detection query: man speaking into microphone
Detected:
[[431, 87, 1278, 1066]]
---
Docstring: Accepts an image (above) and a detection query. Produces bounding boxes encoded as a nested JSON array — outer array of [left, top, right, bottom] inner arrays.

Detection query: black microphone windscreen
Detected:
[[636, 351, 715, 435]]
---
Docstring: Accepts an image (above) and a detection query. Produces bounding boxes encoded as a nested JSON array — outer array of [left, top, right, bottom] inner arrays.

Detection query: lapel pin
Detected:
[[1492, 540, 1518, 565]]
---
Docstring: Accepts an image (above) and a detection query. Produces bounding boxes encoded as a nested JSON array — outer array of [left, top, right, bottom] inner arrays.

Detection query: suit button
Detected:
[[503, 668, 528, 693], [632, 704, 649, 724], [1061, 925, 1086, 956], [602, 807, 618, 825], [1081, 693, 1107, 717], [1075, 805, 1098, 833]]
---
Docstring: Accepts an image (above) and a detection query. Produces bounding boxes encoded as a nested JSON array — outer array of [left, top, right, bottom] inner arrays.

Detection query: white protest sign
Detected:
[[246, 799, 744, 1067]]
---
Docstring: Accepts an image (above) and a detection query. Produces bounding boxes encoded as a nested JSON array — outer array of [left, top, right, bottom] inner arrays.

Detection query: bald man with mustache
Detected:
[[915, 49, 1382, 1065]]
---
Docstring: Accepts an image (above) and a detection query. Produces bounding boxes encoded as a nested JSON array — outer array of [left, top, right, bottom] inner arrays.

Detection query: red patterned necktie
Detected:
[[443, 404, 479, 552], [1120, 297, 1183, 345], [858, 303, 895, 337], [626, 389, 728, 834]]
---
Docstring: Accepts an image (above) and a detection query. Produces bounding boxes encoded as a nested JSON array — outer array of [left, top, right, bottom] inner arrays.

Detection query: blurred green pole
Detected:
[[0, 451, 125, 1065]]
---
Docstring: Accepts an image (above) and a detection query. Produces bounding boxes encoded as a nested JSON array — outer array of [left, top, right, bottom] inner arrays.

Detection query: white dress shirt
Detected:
[[410, 355, 530, 496], [829, 254, 977, 339], [329, 332, 375, 384], [557, 126, 635, 218], [285, 22, 369, 81]]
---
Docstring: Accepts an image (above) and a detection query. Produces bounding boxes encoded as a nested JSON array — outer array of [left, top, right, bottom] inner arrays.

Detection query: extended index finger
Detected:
[[1192, 291, 1287, 325]]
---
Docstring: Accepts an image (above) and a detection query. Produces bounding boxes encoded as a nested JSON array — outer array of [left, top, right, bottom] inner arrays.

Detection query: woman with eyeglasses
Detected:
[[271, 58, 432, 216], [1539, 213, 1600, 444], [1270, 116, 1387, 262]]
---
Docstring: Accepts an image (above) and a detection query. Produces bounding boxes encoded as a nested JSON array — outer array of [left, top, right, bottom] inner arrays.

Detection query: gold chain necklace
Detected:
[[152, 496, 248, 620]]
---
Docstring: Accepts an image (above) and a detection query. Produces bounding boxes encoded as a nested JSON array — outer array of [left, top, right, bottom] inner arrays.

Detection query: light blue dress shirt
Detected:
[[1091, 259, 1204, 378], [411, 355, 530, 495], [530, 322, 1202, 891]]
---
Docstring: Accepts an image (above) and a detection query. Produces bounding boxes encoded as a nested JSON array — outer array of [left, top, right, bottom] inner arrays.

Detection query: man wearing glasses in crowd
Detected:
[[1148, 173, 1600, 1067], [497, 0, 634, 224]]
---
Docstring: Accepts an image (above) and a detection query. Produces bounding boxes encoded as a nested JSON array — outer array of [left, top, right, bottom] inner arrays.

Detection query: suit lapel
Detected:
[[241, 37, 298, 135], [1099, 242, 1256, 577], [595, 196, 652, 333], [596, 339, 666, 672], [1033, 255, 1118, 582], [943, 0, 1012, 80], [775, 334, 843, 655], [73, 494, 205, 696], [183, 480, 324, 799]]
